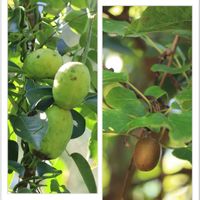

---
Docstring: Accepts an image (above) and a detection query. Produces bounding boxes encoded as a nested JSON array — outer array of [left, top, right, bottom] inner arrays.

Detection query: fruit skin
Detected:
[[53, 62, 90, 109], [29, 105, 73, 160], [133, 138, 161, 171], [23, 48, 63, 79]]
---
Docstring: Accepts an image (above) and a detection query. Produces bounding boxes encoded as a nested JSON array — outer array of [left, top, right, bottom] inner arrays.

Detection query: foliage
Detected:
[[103, 6, 192, 200], [8, 0, 97, 193]]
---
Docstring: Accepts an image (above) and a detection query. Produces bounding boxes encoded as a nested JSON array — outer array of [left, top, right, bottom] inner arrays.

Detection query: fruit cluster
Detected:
[[23, 48, 91, 160]]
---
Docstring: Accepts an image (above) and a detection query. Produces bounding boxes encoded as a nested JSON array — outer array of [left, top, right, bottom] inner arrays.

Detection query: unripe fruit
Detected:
[[23, 48, 63, 79], [133, 138, 161, 171], [29, 105, 73, 160], [53, 62, 90, 109]]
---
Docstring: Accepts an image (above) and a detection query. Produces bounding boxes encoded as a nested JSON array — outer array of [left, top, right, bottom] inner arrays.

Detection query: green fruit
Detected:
[[53, 62, 90, 109], [30, 105, 73, 160], [133, 138, 161, 171], [23, 48, 63, 79]]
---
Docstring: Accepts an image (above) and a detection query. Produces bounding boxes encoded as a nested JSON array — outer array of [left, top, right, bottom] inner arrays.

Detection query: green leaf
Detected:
[[36, 21, 55, 46], [8, 7, 25, 33], [8, 160, 25, 177], [25, 87, 53, 111], [103, 18, 129, 36], [8, 140, 18, 161], [103, 70, 128, 85], [105, 87, 147, 117], [71, 153, 97, 193], [56, 39, 69, 56], [168, 111, 192, 144], [88, 50, 97, 63], [33, 0, 65, 15], [175, 85, 192, 111], [126, 6, 192, 38], [172, 146, 192, 163], [9, 112, 48, 149], [36, 161, 62, 177], [144, 86, 167, 99], [50, 179, 61, 193], [17, 188, 33, 193], [80, 17, 97, 49], [89, 123, 97, 164], [65, 10, 88, 34], [8, 61, 22, 73], [84, 94, 97, 113], [50, 179, 70, 193], [103, 109, 132, 133], [151, 64, 191, 74], [8, 140, 19, 173], [71, 110, 86, 139], [60, 185, 70, 193], [71, 0, 87, 9], [124, 113, 171, 133]]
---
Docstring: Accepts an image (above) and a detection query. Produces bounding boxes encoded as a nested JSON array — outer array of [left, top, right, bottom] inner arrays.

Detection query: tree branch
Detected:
[[159, 35, 180, 87]]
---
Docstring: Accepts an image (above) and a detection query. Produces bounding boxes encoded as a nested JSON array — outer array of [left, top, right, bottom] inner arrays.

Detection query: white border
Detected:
[[1, 0, 199, 200]]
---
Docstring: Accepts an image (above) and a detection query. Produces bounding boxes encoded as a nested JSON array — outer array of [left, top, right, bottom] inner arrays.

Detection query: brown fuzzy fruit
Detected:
[[133, 138, 161, 171]]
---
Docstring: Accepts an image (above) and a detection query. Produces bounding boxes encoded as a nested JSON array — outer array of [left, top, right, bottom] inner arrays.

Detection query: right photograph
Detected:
[[103, 6, 192, 200]]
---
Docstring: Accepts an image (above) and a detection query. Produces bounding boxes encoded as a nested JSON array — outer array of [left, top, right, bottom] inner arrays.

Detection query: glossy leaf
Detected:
[[9, 112, 48, 149], [8, 160, 25, 177], [84, 94, 97, 113], [37, 161, 62, 177], [71, 153, 97, 193], [8, 140, 19, 173], [25, 87, 53, 110], [50, 179, 60, 193], [71, 110, 86, 139], [89, 123, 97, 164], [8, 61, 22, 73]]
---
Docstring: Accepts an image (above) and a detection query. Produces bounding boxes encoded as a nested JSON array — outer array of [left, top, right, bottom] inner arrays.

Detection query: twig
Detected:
[[81, 10, 96, 64], [121, 155, 135, 200], [159, 35, 180, 87], [126, 81, 153, 112]]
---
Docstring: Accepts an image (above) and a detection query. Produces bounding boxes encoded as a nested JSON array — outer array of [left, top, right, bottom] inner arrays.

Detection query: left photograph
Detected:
[[8, 0, 97, 193]]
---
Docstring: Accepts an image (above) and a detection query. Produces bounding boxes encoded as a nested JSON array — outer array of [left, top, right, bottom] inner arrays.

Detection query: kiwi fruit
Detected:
[[133, 137, 162, 171]]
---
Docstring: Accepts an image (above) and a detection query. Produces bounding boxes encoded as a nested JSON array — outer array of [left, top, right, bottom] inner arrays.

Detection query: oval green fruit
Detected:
[[133, 138, 161, 171], [30, 105, 73, 160], [53, 62, 91, 109], [23, 48, 63, 79]]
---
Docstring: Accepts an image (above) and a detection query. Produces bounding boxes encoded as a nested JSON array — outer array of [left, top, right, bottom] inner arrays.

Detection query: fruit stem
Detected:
[[126, 81, 153, 112], [159, 127, 166, 142]]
